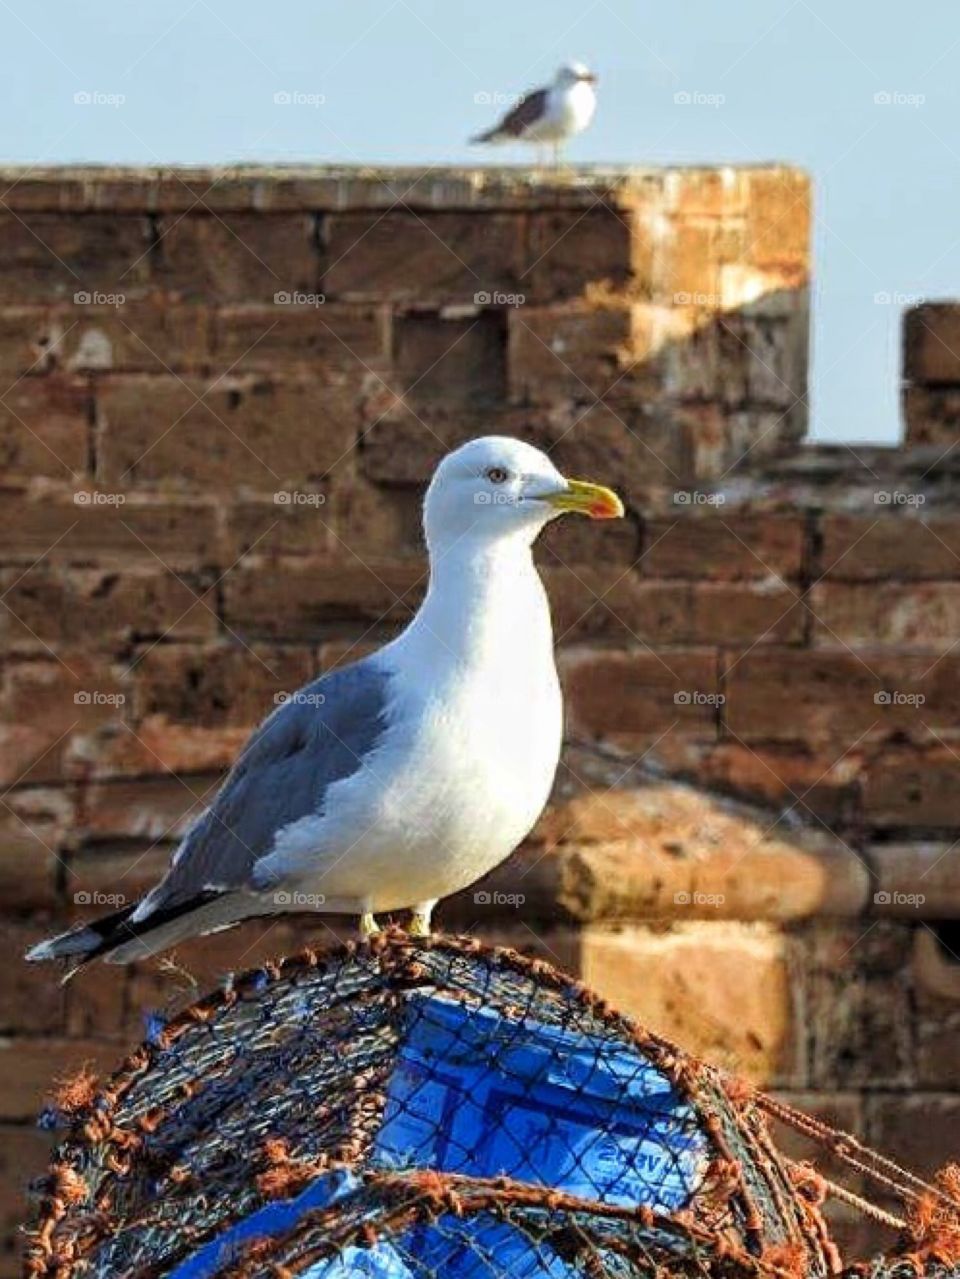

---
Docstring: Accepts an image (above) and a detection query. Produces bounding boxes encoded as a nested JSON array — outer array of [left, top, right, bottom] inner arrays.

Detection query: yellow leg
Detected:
[[408, 900, 435, 937], [359, 911, 380, 938]]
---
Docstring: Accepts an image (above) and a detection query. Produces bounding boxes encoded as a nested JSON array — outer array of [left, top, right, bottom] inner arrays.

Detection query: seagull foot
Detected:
[[359, 912, 381, 938], [407, 900, 436, 938]]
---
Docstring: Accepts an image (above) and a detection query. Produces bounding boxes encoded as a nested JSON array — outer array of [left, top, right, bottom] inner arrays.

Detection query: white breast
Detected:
[[261, 543, 563, 913]]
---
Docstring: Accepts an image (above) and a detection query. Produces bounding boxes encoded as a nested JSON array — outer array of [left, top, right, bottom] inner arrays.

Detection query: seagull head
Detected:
[[556, 62, 598, 87], [423, 436, 623, 551]]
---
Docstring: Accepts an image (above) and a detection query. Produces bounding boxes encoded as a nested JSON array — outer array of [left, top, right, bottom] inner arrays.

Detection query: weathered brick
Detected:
[[819, 513, 960, 580], [97, 374, 358, 489], [523, 206, 634, 299], [0, 788, 69, 911], [0, 213, 152, 300], [507, 303, 635, 403], [226, 493, 334, 560], [803, 923, 913, 1088], [222, 557, 424, 641], [54, 301, 213, 373], [0, 374, 91, 479], [903, 384, 960, 446], [811, 581, 960, 650], [642, 512, 806, 580], [393, 308, 507, 406], [0, 656, 127, 785], [0, 1124, 55, 1276], [68, 716, 248, 781], [871, 842, 960, 916], [0, 923, 64, 1032], [742, 169, 811, 277], [82, 775, 215, 844], [131, 642, 316, 726], [1, 564, 218, 647], [214, 302, 388, 371], [725, 651, 960, 742], [546, 575, 802, 647], [579, 923, 802, 1085], [913, 928, 960, 1088], [864, 746, 960, 829], [866, 1093, 960, 1178], [0, 305, 60, 381], [903, 302, 960, 385], [325, 211, 526, 301], [154, 213, 319, 302], [0, 489, 220, 567], [560, 647, 721, 745]]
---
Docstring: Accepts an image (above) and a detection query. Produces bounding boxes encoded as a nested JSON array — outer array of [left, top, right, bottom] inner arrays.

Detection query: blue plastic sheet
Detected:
[[374, 992, 706, 1211]]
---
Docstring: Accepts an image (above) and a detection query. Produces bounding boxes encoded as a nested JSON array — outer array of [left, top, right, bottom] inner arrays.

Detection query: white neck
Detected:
[[394, 531, 553, 671]]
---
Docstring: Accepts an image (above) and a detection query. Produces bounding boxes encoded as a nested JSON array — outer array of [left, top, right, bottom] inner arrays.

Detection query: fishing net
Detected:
[[22, 931, 959, 1279]]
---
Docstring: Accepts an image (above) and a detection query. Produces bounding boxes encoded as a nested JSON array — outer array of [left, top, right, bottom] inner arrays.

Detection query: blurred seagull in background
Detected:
[[471, 62, 598, 166], [27, 437, 623, 972]]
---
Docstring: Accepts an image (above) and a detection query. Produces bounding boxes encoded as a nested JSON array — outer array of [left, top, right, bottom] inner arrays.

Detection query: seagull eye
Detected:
[[485, 466, 509, 485]]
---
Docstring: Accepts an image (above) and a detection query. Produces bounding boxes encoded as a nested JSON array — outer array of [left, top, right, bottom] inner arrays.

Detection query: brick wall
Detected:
[[1, 165, 957, 1270]]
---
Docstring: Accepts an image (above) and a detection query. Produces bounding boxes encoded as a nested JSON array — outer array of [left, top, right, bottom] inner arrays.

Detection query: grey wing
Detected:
[[482, 87, 549, 139], [138, 658, 392, 914]]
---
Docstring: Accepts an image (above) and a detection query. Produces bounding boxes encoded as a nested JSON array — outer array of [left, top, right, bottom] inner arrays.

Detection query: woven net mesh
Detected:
[[23, 932, 953, 1279]]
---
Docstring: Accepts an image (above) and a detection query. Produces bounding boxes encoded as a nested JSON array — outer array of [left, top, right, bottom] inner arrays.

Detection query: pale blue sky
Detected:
[[5, 1, 960, 443]]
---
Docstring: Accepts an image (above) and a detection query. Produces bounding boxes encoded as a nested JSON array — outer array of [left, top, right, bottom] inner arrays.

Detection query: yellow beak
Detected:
[[542, 478, 624, 520]]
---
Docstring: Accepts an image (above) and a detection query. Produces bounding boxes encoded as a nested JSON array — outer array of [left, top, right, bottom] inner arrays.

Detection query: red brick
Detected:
[[0, 489, 220, 567], [330, 480, 423, 558], [0, 923, 64, 1032], [82, 775, 215, 843], [725, 651, 960, 742], [805, 924, 913, 1088], [642, 512, 806, 580], [811, 581, 960, 650], [523, 207, 634, 299], [536, 504, 639, 566], [864, 746, 960, 829], [903, 303, 960, 385], [214, 302, 389, 371], [54, 301, 213, 373], [222, 557, 424, 641], [866, 1094, 960, 1179], [154, 213, 319, 302], [68, 716, 249, 781], [0, 1124, 55, 1276], [97, 374, 359, 489], [0, 788, 69, 911], [546, 575, 802, 647], [1, 564, 218, 647], [819, 514, 960, 580], [0, 656, 128, 785], [325, 211, 526, 301], [131, 642, 316, 726], [560, 647, 721, 746], [532, 402, 690, 493], [0, 374, 91, 479], [0, 305, 61, 382], [393, 308, 507, 406], [225, 494, 335, 559], [903, 384, 960, 445], [0, 213, 152, 300], [507, 303, 635, 403]]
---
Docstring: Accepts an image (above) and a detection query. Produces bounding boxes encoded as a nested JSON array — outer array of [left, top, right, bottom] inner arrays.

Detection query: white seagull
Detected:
[[27, 438, 623, 969], [472, 63, 598, 166]]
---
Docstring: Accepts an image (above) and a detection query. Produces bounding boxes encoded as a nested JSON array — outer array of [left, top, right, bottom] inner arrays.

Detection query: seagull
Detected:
[[471, 63, 598, 166], [27, 438, 623, 969]]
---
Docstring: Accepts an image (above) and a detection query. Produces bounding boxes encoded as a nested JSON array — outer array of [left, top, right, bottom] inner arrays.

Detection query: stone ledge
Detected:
[[0, 163, 807, 213]]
